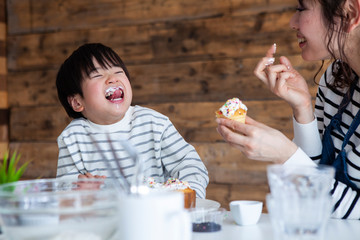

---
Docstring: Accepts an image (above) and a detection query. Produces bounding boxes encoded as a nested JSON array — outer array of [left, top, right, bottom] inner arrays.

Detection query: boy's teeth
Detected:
[[105, 87, 124, 100], [105, 87, 116, 94], [105, 91, 112, 98]]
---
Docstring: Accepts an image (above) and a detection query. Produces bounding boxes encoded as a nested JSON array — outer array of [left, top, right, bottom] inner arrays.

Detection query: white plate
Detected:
[[196, 199, 221, 209]]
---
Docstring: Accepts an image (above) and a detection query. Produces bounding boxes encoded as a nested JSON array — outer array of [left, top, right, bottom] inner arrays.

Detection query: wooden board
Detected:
[[9, 142, 58, 178], [10, 141, 272, 185], [0, 0, 7, 154], [7, 10, 299, 71], [9, 100, 295, 142], [8, 56, 321, 107], [9, 99, 294, 185], [194, 143, 269, 185], [7, 0, 296, 34]]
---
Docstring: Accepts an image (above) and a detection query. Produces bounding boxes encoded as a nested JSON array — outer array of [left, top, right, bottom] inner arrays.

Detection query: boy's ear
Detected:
[[346, 0, 360, 32], [68, 95, 84, 112]]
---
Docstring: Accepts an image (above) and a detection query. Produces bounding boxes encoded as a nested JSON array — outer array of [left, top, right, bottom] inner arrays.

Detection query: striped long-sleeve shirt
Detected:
[[57, 105, 209, 198], [290, 62, 360, 219]]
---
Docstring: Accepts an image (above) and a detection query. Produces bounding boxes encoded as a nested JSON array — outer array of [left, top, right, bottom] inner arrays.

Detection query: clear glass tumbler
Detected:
[[266, 164, 335, 240]]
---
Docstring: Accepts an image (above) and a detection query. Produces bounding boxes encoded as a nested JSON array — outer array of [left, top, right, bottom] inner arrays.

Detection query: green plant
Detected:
[[0, 151, 29, 184]]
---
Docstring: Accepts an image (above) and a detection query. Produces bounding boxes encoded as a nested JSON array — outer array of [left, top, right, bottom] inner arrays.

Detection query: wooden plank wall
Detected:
[[5, 0, 322, 209], [0, 0, 8, 156]]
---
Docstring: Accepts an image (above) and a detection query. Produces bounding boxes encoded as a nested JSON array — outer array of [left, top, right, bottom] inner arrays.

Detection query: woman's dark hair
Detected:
[[56, 43, 130, 119], [316, 0, 354, 89]]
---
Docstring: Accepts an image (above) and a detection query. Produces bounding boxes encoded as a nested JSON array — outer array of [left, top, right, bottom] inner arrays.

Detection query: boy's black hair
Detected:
[[56, 43, 131, 119]]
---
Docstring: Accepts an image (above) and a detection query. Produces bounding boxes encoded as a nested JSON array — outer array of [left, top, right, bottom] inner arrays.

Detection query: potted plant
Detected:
[[0, 150, 30, 235], [0, 150, 29, 185]]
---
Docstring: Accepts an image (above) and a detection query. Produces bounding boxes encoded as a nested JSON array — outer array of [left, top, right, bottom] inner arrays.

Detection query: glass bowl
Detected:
[[189, 208, 226, 233], [0, 178, 119, 240]]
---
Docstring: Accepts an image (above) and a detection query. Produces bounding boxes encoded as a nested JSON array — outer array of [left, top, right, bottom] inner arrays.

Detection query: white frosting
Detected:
[[219, 98, 247, 118], [144, 177, 190, 190]]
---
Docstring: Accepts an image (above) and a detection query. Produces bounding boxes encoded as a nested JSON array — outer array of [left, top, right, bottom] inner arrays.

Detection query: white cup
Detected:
[[115, 191, 191, 240], [229, 200, 263, 226]]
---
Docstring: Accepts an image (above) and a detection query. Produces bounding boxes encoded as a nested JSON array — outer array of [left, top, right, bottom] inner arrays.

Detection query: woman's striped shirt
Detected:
[[292, 62, 360, 219]]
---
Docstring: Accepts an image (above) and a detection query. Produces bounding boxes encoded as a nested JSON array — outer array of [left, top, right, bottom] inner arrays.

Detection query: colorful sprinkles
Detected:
[[219, 98, 247, 118], [144, 177, 191, 190]]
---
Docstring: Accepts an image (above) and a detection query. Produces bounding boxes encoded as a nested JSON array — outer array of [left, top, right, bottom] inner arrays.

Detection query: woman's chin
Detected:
[[301, 49, 331, 62]]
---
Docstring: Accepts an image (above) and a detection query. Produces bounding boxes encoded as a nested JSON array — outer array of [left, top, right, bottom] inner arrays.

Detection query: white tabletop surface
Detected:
[[192, 212, 360, 240], [1, 212, 358, 240]]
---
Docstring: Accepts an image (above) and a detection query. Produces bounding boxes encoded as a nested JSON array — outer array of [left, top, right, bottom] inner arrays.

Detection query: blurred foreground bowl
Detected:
[[0, 178, 119, 240]]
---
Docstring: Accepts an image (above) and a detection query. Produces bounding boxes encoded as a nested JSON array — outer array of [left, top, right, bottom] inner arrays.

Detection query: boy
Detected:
[[56, 43, 208, 198]]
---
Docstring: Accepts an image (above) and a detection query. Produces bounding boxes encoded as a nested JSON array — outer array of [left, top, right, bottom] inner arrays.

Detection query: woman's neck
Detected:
[[346, 57, 360, 78], [344, 32, 360, 77]]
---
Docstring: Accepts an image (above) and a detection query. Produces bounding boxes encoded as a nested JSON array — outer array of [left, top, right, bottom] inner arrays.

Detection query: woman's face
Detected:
[[289, 0, 332, 61]]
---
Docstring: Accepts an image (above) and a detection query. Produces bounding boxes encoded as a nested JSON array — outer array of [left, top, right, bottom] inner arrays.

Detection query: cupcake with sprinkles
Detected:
[[215, 98, 247, 123], [144, 177, 196, 208]]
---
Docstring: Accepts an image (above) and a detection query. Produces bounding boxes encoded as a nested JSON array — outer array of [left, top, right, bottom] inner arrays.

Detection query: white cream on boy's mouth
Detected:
[[105, 86, 124, 101]]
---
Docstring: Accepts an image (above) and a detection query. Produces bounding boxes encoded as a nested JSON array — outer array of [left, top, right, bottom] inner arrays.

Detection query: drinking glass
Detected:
[[266, 164, 335, 240]]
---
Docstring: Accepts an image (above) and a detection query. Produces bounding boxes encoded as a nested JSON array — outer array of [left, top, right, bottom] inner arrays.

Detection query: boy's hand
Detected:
[[78, 172, 106, 179], [76, 172, 107, 190]]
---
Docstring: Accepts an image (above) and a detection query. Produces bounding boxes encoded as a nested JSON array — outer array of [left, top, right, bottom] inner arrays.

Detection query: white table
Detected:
[[192, 212, 360, 240], [1, 212, 358, 240]]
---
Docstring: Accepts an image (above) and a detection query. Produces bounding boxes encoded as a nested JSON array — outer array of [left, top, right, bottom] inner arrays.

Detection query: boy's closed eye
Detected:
[[88, 69, 102, 79], [90, 74, 102, 79]]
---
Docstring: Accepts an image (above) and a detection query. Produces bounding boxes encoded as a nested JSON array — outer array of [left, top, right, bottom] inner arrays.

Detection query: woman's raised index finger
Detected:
[[266, 43, 277, 58]]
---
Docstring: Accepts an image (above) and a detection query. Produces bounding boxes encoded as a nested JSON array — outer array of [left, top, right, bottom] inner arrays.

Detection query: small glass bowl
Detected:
[[189, 208, 226, 233], [0, 178, 120, 240]]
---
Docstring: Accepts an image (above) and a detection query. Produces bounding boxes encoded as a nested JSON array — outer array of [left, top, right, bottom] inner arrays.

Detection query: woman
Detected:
[[217, 0, 360, 219]]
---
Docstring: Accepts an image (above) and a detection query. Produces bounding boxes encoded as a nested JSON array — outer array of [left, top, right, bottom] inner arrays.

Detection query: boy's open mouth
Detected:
[[105, 86, 124, 101]]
